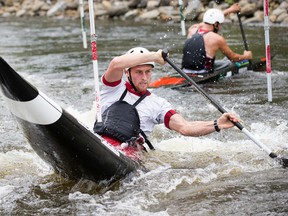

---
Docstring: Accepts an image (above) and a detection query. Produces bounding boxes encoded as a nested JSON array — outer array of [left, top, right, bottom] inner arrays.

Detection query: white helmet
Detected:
[[203, 9, 224, 24], [126, 47, 155, 68]]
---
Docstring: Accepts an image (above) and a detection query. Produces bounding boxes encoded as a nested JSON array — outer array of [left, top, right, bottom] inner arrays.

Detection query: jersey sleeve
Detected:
[[100, 77, 126, 113], [153, 95, 176, 127]]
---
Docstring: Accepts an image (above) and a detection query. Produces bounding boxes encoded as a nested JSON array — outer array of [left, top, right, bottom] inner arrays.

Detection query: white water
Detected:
[[0, 17, 288, 215]]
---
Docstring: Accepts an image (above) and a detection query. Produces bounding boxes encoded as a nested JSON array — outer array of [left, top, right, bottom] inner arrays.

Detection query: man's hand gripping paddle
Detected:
[[161, 49, 288, 168]]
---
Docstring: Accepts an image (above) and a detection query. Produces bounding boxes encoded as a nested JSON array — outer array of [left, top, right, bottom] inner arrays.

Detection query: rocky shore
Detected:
[[0, 0, 287, 25]]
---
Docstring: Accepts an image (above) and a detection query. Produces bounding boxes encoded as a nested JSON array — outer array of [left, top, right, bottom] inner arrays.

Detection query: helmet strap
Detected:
[[128, 69, 140, 93], [213, 23, 219, 33]]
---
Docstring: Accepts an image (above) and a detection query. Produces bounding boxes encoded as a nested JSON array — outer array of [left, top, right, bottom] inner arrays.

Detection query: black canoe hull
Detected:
[[0, 57, 139, 183]]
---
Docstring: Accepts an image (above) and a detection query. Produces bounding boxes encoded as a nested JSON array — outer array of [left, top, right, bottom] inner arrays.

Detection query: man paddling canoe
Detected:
[[93, 47, 240, 159], [182, 4, 253, 74]]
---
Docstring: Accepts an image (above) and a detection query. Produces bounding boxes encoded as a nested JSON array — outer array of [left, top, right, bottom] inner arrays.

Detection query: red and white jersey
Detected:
[[100, 77, 176, 135]]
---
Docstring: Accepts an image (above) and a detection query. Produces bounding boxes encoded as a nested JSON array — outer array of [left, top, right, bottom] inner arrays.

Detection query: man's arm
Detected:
[[218, 36, 252, 62], [168, 113, 240, 137], [223, 3, 240, 16], [104, 49, 165, 83]]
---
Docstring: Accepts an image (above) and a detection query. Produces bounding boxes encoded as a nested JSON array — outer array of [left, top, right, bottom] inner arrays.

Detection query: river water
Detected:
[[0, 17, 288, 215]]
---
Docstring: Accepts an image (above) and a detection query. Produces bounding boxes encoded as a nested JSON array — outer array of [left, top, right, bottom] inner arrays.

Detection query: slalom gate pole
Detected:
[[79, 0, 87, 48], [264, 0, 273, 102], [178, 0, 186, 36], [88, 0, 102, 122]]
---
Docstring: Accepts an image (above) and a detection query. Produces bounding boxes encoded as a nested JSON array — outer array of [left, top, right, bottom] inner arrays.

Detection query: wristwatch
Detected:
[[214, 120, 220, 132]]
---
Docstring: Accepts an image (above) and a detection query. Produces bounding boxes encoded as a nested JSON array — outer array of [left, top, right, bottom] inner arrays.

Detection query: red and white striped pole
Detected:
[[264, 0, 272, 102], [88, 0, 102, 122]]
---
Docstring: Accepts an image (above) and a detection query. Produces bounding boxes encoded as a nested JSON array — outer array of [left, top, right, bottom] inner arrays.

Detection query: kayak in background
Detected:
[[149, 57, 267, 88]]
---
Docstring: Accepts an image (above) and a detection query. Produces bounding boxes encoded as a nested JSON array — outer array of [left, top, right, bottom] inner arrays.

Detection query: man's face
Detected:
[[128, 64, 153, 92]]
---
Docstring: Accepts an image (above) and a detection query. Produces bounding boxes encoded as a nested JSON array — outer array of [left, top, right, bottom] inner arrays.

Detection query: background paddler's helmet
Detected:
[[203, 9, 224, 24]]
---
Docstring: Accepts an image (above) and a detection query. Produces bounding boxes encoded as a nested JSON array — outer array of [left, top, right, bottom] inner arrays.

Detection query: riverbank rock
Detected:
[[0, 0, 287, 25]]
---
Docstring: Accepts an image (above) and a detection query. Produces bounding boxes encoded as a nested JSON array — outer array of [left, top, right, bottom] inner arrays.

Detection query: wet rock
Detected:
[[159, 0, 170, 7], [137, 9, 160, 20], [102, 1, 112, 10], [124, 9, 139, 19], [32, 1, 45, 12], [241, 3, 257, 17], [276, 13, 288, 23], [272, 8, 286, 17], [16, 9, 26, 17], [107, 6, 129, 18], [147, 0, 160, 10], [138, 0, 148, 8], [128, 0, 147, 9], [0, 0, 287, 25], [129, 0, 140, 9], [184, 0, 203, 21]]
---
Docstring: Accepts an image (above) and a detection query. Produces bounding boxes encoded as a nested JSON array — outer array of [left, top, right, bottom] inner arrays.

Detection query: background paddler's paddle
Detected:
[[236, 13, 272, 72], [237, 12, 252, 70], [161, 49, 288, 168]]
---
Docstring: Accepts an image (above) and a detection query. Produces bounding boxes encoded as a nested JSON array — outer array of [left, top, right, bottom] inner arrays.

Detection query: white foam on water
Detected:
[[0, 150, 53, 177], [0, 150, 54, 211], [66, 102, 97, 131], [12, 84, 285, 216]]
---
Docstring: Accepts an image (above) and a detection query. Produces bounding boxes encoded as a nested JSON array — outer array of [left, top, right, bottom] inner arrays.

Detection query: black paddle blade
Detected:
[[270, 152, 288, 168], [277, 157, 288, 168]]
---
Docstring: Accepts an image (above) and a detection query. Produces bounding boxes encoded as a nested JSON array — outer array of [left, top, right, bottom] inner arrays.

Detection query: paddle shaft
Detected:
[[161, 49, 287, 165], [237, 13, 252, 69]]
